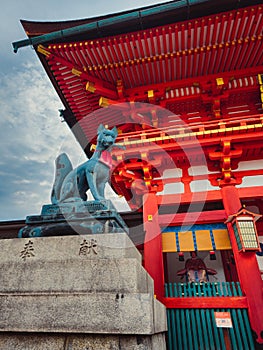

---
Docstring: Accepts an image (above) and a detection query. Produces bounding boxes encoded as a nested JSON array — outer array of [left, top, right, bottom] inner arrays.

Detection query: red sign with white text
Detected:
[[214, 312, 233, 328]]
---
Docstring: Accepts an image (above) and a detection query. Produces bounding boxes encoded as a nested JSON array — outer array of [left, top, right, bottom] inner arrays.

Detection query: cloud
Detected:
[[0, 60, 73, 219]]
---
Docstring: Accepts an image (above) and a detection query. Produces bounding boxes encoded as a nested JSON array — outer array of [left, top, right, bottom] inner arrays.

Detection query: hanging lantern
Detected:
[[179, 252, 185, 261], [226, 207, 262, 252], [210, 250, 216, 260]]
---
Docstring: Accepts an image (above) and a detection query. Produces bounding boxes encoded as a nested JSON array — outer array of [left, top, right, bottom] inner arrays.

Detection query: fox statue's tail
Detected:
[[51, 153, 73, 204]]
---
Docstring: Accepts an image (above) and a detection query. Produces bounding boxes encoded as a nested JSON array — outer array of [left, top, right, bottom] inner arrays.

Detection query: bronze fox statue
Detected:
[[51, 125, 119, 203]]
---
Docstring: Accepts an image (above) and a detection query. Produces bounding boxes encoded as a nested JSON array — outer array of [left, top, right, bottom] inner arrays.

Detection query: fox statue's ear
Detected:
[[97, 124, 105, 134], [112, 126, 118, 137]]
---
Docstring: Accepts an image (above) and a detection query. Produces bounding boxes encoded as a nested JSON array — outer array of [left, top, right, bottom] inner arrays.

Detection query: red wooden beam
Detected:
[[239, 186, 263, 199], [224, 42, 236, 72], [89, 42, 103, 67], [162, 27, 167, 57], [160, 296, 248, 309], [225, 12, 233, 42], [157, 190, 221, 206], [248, 36, 262, 67], [124, 36, 135, 85], [68, 45, 83, 68], [157, 186, 263, 206], [143, 32, 155, 84], [213, 44, 224, 73], [159, 210, 227, 226]]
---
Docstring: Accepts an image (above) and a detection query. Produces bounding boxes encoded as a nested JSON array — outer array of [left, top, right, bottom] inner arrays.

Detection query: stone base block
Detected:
[[0, 333, 166, 350], [0, 258, 153, 294]]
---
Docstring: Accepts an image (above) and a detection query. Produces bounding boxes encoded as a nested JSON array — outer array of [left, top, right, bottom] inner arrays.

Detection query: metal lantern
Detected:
[[226, 207, 261, 252]]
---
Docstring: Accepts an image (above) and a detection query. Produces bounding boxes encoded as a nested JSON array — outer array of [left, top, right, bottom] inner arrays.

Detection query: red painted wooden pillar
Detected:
[[221, 184, 263, 344], [143, 192, 165, 299]]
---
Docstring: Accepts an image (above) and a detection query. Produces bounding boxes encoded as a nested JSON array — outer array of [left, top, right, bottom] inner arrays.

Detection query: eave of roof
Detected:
[[13, 0, 262, 52]]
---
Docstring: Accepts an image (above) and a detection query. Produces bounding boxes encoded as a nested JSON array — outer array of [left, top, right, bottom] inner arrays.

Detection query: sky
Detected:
[[0, 0, 170, 221]]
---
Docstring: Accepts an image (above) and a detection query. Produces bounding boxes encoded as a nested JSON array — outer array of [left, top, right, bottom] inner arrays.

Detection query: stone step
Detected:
[[0, 292, 166, 335]]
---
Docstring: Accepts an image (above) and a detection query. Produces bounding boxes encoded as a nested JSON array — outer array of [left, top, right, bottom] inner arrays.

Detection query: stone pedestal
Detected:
[[19, 200, 128, 237], [0, 233, 167, 349]]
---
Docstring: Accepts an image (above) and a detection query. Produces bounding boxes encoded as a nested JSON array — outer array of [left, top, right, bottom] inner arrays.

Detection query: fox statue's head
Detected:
[[97, 124, 118, 150]]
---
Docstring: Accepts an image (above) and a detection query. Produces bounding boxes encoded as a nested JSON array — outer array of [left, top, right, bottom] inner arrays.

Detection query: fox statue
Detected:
[[51, 124, 119, 203]]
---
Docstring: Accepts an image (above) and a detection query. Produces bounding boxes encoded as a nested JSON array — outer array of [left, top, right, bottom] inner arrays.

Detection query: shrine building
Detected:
[[10, 0, 263, 348]]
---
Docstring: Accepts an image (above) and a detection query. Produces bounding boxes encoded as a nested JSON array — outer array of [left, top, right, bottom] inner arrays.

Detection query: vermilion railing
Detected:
[[163, 282, 255, 350]]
